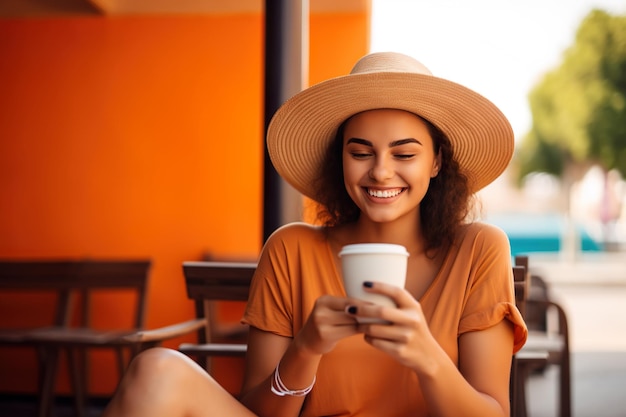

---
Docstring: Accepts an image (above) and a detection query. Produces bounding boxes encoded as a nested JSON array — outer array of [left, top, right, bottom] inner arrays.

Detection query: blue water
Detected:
[[484, 213, 603, 256]]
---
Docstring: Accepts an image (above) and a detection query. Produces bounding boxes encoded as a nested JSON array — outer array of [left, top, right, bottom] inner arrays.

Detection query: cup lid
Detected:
[[338, 243, 409, 257]]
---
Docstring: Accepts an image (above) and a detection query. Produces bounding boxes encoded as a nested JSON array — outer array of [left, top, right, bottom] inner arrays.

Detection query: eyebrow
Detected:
[[346, 137, 422, 147]]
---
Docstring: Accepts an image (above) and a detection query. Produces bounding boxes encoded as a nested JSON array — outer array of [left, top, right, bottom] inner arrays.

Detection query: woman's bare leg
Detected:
[[102, 347, 257, 417]]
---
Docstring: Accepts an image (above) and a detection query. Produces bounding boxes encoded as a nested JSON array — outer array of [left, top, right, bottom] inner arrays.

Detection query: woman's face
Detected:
[[342, 109, 441, 224]]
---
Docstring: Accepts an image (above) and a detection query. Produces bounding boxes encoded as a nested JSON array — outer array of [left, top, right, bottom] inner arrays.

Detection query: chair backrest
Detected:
[[183, 261, 255, 302], [182, 261, 256, 345], [0, 260, 77, 328], [513, 255, 531, 319], [0, 259, 151, 330], [74, 260, 151, 329], [526, 274, 550, 331], [512, 265, 528, 319]]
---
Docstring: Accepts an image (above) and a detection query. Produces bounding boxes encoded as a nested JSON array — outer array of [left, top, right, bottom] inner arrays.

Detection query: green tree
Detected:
[[515, 9, 626, 184], [513, 9, 626, 246]]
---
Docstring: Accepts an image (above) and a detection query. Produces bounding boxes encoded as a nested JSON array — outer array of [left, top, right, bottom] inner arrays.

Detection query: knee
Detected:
[[105, 348, 203, 415], [117, 347, 197, 397], [126, 347, 195, 384]]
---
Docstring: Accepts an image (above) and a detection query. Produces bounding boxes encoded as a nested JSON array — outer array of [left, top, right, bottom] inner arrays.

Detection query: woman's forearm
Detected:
[[239, 342, 322, 417], [416, 347, 509, 417]]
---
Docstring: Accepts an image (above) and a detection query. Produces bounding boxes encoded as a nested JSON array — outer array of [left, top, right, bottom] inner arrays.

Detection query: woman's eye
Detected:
[[395, 154, 415, 160], [350, 152, 372, 159]]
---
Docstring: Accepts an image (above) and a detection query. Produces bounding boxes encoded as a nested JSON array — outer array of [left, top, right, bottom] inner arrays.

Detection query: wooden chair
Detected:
[[509, 263, 548, 417], [515, 256, 571, 417], [0, 259, 205, 417], [177, 261, 255, 372], [1, 260, 82, 417]]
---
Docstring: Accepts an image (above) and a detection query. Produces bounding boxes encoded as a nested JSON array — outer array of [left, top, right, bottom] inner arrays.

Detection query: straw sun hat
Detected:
[[267, 51, 514, 202]]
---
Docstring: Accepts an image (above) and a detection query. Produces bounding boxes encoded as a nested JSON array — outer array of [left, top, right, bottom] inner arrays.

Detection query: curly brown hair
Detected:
[[312, 113, 474, 253]]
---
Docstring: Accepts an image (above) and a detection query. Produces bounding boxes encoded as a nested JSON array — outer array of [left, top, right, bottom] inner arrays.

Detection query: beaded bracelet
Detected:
[[270, 361, 316, 397]]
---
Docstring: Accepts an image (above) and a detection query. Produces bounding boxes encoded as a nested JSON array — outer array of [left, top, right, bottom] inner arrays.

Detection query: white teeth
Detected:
[[368, 188, 402, 198]]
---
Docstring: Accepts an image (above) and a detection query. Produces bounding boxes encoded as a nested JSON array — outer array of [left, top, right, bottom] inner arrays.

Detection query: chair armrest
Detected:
[[526, 299, 570, 338], [515, 349, 550, 369], [122, 318, 207, 344], [179, 342, 247, 357]]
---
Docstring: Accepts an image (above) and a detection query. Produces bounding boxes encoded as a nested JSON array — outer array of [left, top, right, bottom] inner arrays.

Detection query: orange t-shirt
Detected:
[[242, 222, 527, 417]]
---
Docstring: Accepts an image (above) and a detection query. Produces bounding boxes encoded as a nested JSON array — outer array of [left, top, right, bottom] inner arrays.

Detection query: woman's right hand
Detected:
[[240, 295, 359, 417], [294, 295, 360, 356]]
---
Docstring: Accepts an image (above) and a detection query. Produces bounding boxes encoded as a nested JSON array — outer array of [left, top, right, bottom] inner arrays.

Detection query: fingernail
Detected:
[[363, 281, 373, 288], [346, 305, 358, 315]]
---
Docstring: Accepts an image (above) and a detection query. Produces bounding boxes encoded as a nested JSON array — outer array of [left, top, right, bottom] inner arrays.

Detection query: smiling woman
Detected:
[[101, 51, 526, 417]]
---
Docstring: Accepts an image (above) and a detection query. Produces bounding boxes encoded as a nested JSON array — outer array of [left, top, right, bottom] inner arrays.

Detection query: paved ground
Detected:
[[527, 352, 626, 417]]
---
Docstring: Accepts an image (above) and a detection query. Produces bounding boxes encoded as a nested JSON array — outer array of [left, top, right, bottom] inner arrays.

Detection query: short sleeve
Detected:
[[458, 224, 528, 353], [241, 226, 295, 337]]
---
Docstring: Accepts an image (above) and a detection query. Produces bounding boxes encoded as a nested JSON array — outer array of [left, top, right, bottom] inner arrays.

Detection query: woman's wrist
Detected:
[[411, 340, 450, 380], [292, 332, 325, 359], [271, 359, 316, 397], [267, 339, 322, 400]]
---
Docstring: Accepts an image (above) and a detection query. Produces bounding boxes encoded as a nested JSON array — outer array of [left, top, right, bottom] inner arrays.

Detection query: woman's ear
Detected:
[[431, 151, 442, 178]]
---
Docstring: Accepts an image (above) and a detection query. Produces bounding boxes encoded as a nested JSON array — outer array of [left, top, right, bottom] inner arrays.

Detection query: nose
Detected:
[[368, 155, 394, 181]]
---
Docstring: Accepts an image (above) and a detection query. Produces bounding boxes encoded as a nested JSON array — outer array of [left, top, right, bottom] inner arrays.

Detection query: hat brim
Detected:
[[267, 71, 514, 202]]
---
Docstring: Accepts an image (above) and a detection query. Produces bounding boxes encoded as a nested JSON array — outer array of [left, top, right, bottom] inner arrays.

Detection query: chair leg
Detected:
[[68, 347, 87, 417], [116, 346, 127, 377], [197, 355, 208, 372], [515, 364, 530, 417], [509, 357, 518, 417], [37, 347, 59, 417], [559, 353, 572, 417]]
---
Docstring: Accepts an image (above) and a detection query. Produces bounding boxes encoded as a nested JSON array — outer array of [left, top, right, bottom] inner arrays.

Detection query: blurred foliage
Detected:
[[514, 9, 626, 185]]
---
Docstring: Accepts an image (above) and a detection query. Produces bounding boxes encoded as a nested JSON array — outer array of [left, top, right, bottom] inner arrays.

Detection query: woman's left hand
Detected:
[[346, 281, 439, 373]]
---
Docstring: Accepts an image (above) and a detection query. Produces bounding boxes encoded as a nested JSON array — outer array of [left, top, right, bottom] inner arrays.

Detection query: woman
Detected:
[[103, 52, 527, 417]]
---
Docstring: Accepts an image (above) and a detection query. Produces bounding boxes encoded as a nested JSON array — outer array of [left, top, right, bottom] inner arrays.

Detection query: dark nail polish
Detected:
[[363, 281, 373, 288], [347, 306, 358, 314]]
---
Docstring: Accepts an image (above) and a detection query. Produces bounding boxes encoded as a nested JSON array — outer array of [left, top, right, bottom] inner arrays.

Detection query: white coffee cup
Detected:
[[339, 243, 409, 323]]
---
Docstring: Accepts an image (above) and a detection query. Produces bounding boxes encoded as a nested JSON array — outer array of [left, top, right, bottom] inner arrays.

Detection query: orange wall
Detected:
[[0, 10, 368, 395]]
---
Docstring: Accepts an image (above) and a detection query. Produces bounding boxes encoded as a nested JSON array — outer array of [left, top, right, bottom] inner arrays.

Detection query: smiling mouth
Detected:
[[366, 188, 405, 198]]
